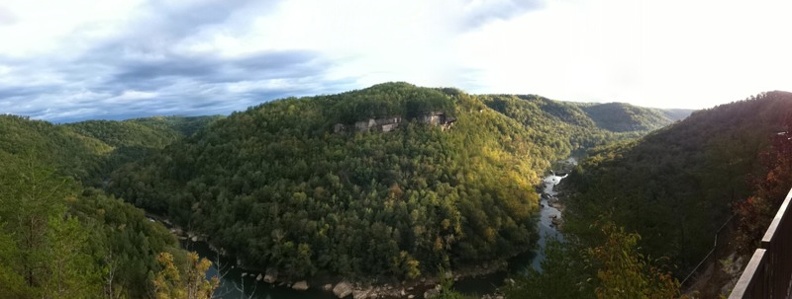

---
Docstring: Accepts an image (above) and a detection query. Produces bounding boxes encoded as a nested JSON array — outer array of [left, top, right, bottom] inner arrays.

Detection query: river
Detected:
[[185, 167, 571, 298]]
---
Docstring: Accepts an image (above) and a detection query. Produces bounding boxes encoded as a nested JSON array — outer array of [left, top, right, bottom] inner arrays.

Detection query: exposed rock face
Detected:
[[351, 117, 402, 133], [352, 287, 373, 299], [333, 281, 354, 298], [419, 112, 456, 127], [423, 284, 442, 299], [292, 281, 309, 291], [355, 119, 378, 132], [263, 268, 278, 283], [333, 123, 346, 133], [334, 112, 455, 134], [381, 123, 398, 132]]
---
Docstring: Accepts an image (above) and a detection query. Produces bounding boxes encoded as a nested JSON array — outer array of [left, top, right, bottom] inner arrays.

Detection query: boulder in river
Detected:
[[256, 273, 262, 281], [333, 281, 353, 298], [263, 268, 278, 283], [292, 281, 309, 291], [323, 284, 333, 291]]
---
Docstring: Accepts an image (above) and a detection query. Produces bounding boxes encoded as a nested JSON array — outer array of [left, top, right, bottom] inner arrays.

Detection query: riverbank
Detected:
[[145, 212, 510, 298], [185, 237, 514, 299]]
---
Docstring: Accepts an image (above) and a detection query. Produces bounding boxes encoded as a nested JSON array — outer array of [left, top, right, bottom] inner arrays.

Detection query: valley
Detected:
[[4, 83, 791, 298]]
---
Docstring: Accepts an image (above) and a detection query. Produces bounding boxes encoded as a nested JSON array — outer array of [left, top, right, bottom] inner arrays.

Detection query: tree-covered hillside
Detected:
[[107, 83, 671, 281], [576, 102, 678, 132], [125, 115, 225, 138], [564, 91, 792, 276], [0, 115, 111, 181], [479, 95, 663, 154], [0, 115, 219, 298], [661, 108, 696, 122], [0, 82, 687, 296], [65, 116, 222, 184]]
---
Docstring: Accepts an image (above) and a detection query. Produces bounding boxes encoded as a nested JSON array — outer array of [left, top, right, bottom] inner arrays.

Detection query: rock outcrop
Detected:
[[352, 287, 373, 299], [263, 268, 278, 284], [292, 281, 309, 291], [423, 284, 442, 299], [333, 112, 456, 134], [353, 117, 402, 133], [333, 281, 354, 298]]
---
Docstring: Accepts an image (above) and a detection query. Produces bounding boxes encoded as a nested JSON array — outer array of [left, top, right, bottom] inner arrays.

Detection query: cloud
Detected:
[[459, 0, 546, 30], [0, 0, 552, 123], [0, 0, 361, 123], [107, 50, 321, 85], [0, 5, 17, 25], [2, 0, 791, 122]]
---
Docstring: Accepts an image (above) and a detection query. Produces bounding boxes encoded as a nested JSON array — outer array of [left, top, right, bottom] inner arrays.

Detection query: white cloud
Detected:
[[111, 90, 159, 102], [456, 0, 792, 108], [0, 0, 143, 57], [0, 0, 791, 122]]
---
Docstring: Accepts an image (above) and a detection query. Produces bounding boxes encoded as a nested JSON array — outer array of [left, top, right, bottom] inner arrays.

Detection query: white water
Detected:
[[530, 173, 568, 271]]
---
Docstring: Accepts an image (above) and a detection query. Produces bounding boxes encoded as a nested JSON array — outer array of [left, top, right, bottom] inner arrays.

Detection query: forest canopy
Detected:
[[108, 82, 674, 280]]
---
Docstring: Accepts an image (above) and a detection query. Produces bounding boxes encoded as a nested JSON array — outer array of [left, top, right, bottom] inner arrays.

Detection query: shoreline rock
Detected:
[[352, 287, 373, 299], [263, 268, 278, 284], [292, 280, 309, 291], [333, 281, 353, 298]]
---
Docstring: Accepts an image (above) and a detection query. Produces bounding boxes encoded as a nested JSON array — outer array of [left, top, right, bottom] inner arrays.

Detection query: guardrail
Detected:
[[680, 216, 735, 289], [729, 188, 792, 298]]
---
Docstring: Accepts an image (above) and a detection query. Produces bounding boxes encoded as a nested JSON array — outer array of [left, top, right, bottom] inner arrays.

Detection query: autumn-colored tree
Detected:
[[589, 221, 680, 299], [735, 115, 792, 252], [153, 252, 219, 299], [507, 219, 681, 299]]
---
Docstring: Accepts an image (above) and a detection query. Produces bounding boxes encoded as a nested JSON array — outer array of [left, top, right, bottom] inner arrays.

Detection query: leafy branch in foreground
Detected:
[[506, 219, 682, 299]]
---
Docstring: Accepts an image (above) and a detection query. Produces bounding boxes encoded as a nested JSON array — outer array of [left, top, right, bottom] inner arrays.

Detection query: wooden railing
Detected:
[[729, 188, 792, 298]]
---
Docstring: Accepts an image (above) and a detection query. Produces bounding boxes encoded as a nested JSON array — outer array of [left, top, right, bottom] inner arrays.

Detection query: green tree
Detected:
[[44, 213, 101, 298], [507, 220, 680, 299], [505, 238, 594, 299]]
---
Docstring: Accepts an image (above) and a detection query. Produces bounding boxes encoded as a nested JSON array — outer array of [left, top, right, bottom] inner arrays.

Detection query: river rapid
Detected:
[[185, 161, 574, 299]]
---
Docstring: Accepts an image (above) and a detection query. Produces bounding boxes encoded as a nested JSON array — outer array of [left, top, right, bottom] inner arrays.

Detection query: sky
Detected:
[[0, 0, 791, 122]]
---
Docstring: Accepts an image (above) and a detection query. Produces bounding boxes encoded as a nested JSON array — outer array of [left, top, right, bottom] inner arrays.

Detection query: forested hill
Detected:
[[0, 115, 221, 297], [478, 95, 687, 152], [564, 91, 792, 276], [0, 115, 220, 183], [575, 102, 687, 132], [65, 116, 223, 183], [66, 116, 223, 149], [662, 108, 696, 122], [107, 82, 674, 281]]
